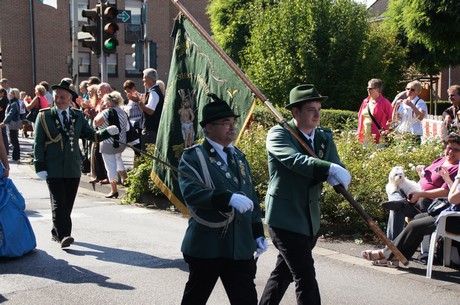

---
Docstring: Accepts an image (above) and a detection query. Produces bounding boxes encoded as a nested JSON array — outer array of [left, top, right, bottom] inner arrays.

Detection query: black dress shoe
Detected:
[[382, 200, 406, 210], [61, 236, 74, 248]]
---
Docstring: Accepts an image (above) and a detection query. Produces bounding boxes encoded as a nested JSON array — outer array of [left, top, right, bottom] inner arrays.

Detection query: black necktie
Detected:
[[62, 110, 69, 130], [308, 138, 314, 150], [223, 147, 238, 177]]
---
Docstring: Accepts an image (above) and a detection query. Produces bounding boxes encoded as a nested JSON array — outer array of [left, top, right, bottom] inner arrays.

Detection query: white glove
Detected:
[[106, 125, 119, 135], [255, 237, 268, 258], [229, 193, 254, 213], [36, 171, 48, 180], [327, 163, 351, 190]]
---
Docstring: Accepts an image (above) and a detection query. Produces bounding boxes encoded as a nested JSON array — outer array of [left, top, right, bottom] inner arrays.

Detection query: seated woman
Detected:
[[0, 131, 36, 257], [385, 133, 460, 240], [362, 161, 460, 268]]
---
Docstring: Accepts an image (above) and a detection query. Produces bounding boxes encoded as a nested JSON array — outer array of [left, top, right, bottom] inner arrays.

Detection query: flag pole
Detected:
[[170, 0, 408, 265]]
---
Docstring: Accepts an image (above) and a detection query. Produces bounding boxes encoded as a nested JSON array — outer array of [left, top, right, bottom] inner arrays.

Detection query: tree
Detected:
[[396, 0, 460, 53], [384, 0, 460, 74], [241, 0, 405, 109], [207, 0, 253, 65]]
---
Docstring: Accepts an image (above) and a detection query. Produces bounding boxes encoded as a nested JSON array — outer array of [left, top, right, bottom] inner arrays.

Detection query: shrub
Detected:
[[252, 103, 357, 131], [126, 104, 446, 236], [122, 145, 164, 205], [238, 123, 269, 210], [321, 132, 443, 234], [243, 105, 445, 234]]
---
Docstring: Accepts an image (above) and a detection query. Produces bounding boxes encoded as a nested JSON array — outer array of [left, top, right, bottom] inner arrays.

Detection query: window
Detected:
[[78, 52, 91, 76], [99, 54, 118, 76]]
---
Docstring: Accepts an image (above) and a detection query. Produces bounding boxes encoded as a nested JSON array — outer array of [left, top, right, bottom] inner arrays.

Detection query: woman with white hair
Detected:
[[93, 91, 128, 198], [392, 80, 428, 142]]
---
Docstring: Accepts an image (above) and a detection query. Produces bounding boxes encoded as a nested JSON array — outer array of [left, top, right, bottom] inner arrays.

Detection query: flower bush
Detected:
[[125, 104, 446, 236]]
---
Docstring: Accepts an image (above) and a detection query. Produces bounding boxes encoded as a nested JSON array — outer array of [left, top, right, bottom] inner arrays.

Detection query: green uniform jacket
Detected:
[[265, 120, 343, 237], [178, 139, 264, 260], [34, 107, 111, 178]]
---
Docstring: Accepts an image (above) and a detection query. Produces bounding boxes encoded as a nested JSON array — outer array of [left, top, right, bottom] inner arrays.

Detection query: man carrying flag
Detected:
[[177, 94, 267, 305]]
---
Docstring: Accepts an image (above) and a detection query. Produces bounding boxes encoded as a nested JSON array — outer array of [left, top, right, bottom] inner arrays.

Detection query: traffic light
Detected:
[[79, 5, 101, 55], [132, 41, 144, 71], [101, 2, 119, 54]]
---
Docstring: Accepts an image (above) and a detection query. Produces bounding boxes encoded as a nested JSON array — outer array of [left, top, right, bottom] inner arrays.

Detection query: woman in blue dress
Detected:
[[0, 130, 36, 257]]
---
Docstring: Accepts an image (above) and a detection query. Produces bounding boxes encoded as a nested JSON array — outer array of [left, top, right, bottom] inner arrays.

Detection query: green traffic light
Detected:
[[105, 41, 115, 50], [104, 38, 118, 51]]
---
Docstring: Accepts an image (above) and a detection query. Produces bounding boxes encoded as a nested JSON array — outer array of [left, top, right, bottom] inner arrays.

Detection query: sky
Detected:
[[362, 0, 376, 8]]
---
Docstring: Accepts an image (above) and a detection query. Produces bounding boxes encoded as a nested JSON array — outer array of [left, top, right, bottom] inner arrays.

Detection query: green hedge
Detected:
[[240, 105, 444, 235], [126, 104, 445, 236]]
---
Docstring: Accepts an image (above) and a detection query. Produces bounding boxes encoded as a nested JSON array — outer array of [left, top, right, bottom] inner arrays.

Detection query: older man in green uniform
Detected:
[[34, 80, 118, 248], [178, 94, 266, 305], [259, 84, 351, 305]]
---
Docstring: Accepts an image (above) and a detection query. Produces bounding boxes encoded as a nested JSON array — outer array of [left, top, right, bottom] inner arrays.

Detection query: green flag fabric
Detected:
[[151, 15, 256, 215]]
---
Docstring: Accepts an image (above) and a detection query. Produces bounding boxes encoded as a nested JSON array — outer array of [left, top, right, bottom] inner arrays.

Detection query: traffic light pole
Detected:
[[100, 2, 108, 82], [143, 0, 148, 70], [72, 0, 79, 88]]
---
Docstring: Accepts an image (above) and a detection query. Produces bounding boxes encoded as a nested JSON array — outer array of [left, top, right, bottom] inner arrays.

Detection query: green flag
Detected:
[[151, 15, 256, 215]]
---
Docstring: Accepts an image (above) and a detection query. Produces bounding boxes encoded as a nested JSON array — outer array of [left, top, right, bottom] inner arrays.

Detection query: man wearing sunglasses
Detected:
[[178, 94, 265, 305]]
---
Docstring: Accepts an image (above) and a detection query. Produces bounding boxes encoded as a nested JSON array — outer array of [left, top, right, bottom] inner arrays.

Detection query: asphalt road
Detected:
[[1, 137, 460, 304]]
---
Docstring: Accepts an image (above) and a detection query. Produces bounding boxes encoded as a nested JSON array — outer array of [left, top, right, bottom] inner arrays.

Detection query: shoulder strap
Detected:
[[39, 111, 63, 150], [367, 103, 382, 131], [180, 147, 235, 229]]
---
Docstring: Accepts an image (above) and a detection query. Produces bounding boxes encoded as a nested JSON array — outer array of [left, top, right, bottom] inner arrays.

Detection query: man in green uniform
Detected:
[[34, 80, 119, 248], [259, 84, 351, 305], [178, 95, 266, 305]]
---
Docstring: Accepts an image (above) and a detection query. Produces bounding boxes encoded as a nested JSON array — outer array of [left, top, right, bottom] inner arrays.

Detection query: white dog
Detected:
[[386, 166, 422, 200]]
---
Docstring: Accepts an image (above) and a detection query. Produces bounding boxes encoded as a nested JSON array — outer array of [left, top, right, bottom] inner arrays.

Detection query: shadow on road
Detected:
[[65, 241, 188, 271], [0, 249, 134, 290]]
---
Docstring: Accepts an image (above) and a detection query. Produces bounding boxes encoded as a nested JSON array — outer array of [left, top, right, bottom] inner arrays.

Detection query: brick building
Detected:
[[0, 0, 209, 95]]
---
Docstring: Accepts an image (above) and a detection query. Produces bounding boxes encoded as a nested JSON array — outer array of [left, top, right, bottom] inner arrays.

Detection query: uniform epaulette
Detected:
[[233, 146, 246, 157], [317, 126, 332, 133], [39, 107, 50, 112], [184, 143, 200, 151]]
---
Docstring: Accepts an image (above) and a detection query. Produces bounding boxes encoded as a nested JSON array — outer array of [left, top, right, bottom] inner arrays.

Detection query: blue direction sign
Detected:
[[117, 10, 131, 23]]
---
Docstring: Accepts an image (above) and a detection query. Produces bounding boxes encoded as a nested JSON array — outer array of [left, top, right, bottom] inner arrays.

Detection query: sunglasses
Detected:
[[406, 88, 415, 92], [446, 146, 460, 153], [367, 87, 375, 90]]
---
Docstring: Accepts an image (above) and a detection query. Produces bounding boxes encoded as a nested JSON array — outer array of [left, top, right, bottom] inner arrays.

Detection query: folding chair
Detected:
[[426, 212, 460, 278]]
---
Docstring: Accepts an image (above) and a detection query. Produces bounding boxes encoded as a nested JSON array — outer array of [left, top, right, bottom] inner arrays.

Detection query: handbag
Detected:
[[367, 105, 389, 142], [26, 96, 42, 123], [427, 198, 450, 217], [126, 114, 139, 144], [26, 108, 39, 123], [8, 119, 23, 130], [8, 103, 23, 130]]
